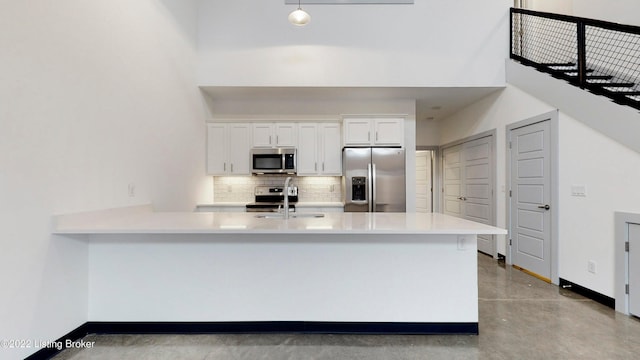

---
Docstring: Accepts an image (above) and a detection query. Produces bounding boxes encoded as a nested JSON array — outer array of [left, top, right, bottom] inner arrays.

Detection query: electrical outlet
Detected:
[[128, 183, 136, 198], [457, 235, 467, 250], [588, 260, 597, 274]]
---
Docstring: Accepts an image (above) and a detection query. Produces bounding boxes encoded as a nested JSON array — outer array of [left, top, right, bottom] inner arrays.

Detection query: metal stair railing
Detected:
[[510, 7, 640, 110]]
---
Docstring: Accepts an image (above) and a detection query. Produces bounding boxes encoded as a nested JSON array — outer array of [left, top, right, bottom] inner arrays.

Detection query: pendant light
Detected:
[[288, 0, 311, 26]]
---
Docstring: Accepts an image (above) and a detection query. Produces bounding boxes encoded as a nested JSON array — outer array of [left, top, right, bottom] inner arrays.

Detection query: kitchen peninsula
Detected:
[[54, 206, 506, 334]]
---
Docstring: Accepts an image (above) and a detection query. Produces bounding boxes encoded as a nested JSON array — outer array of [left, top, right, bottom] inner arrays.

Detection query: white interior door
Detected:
[[415, 151, 432, 213], [510, 120, 552, 280], [442, 145, 463, 218], [463, 137, 494, 256], [442, 137, 495, 256], [629, 224, 640, 316]]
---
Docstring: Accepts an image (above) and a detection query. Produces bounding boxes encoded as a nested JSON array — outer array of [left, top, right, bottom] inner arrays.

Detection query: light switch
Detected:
[[571, 184, 587, 197]]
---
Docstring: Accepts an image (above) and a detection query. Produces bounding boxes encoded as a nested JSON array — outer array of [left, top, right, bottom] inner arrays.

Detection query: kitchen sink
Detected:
[[254, 213, 325, 219]]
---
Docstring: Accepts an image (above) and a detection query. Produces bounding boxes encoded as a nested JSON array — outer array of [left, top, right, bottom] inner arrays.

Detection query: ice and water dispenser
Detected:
[[351, 177, 367, 201]]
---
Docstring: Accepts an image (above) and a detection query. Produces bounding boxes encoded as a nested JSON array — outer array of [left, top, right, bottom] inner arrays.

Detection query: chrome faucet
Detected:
[[283, 176, 292, 219]]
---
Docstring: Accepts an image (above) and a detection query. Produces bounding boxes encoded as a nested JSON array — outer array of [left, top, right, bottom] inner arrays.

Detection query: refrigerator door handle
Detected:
[[367, 163, 373, 212], [371, 163, 376, 212]]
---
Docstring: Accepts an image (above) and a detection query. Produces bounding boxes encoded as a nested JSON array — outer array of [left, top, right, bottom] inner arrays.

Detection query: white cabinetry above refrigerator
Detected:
[[207, 123, 251, 175], [343, 117, 404, 147]]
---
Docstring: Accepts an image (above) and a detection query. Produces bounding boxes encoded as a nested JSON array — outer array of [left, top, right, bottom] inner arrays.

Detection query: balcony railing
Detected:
[[510, 8, 640, 110]]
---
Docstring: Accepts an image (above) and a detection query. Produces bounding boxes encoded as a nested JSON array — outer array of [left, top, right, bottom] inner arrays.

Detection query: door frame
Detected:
[[439, 130, 497, 258], [614, 212, 640, 315], [416, 146, 439, 213], [506, 110, 560, 285]]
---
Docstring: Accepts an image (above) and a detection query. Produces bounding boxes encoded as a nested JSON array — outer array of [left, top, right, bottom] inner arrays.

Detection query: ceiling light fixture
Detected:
[[289, 0, 311, 26]]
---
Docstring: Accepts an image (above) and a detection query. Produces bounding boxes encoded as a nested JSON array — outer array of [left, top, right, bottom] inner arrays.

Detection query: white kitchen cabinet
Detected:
[[343, 118, 372, 145], [207, 123, 251, 175], [343, 117, 404, 147], [320, 123, 342, 175], [297, 123, 318, 175], [252, 122, 297, 147], [297, 122, 342, 176]]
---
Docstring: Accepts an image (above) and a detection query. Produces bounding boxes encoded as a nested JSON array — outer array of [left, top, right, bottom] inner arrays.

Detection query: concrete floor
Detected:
[[53, 254, 640, 359]]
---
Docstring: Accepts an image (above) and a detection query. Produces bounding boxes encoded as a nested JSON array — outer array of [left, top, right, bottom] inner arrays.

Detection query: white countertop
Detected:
[[53, 205, 507, 235]]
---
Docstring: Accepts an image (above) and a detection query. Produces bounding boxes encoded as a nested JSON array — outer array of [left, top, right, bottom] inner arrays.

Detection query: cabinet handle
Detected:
[[368, 132, 371, 141], [224, 163, 226, 171], [231, 163, 234, 173], [276, 135, 279, 144], [322, 163, 325, 171], [315, 163, 317, 171], [376, 132, 378, 141]]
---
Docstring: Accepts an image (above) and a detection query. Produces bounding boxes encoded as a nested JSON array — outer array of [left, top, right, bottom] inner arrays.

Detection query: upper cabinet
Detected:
[[207, 123, 251, 176], [298, 122, 342, 176], [343, 117, 404, 147], [252, 123, 297, 147]]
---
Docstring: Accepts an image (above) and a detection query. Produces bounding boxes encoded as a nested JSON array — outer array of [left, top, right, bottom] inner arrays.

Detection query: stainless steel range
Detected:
[[245, 186, 298, 213]]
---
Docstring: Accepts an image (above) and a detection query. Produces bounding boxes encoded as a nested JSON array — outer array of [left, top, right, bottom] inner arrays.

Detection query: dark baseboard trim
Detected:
[[88, 321, 479, 335], [23, 321, 478, 359], [559, 278, 615, 309], [24, 323, 90, 360]]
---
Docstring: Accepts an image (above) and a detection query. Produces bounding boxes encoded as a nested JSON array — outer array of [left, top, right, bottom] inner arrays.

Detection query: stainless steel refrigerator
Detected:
[[343, 147, 406, 212]]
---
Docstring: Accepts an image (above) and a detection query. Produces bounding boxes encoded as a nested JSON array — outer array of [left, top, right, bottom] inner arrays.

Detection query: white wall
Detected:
[[439, 62, 640, 297], [526, 0, 640, 26], [0, 1, 206, 358], [573, 0, 640, 26], [526, 0, 573, 15], [197, 0, 510, 87], [558, 116, 640, 297], [416, 119, 440, 146]]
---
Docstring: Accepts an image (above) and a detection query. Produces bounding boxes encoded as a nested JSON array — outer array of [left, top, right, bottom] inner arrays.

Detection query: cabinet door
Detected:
[[343, 118, 373, 146], [297, 123, 319, 175], [252, 123, 274, 147], [373, 118, 404, 146], [320, 123, 342, 175], [226, 123, 251, 175], [207, 124, 228, 175], [275, 123, 297, 147]]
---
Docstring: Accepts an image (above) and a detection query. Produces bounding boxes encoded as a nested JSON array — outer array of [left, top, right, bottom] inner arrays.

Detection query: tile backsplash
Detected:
[[213, 176, 343, 203]]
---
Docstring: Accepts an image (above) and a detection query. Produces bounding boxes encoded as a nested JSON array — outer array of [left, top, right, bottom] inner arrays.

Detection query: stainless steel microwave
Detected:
[[250, 148, 297, 174]]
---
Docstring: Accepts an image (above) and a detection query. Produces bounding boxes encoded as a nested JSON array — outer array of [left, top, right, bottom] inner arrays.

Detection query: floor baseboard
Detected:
[[559, 278, 615, 309], [24, 323, 91, 360], [23, 321, 478, 359]]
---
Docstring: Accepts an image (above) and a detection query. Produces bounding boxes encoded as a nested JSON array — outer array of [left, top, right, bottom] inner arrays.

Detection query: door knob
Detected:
[[538, 205, 550, 210]]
